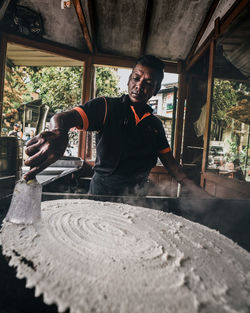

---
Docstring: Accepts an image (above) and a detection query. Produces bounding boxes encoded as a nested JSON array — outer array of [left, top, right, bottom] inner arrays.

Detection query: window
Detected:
[[207, 79, 250, 182], [85, 65, 132, 162], [2, 43, 84, 159], [148, 100, 158, 114]]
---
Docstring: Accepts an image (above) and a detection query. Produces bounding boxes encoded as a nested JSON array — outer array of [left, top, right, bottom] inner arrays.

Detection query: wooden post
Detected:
[[0, 33, 7, 135], [72, 0, 94, 54], [173, 73, 187, 162], [139, 0, 153, 56], [186, 0, 220, 64], [186, 0, 249, 72], [171, 86, 177, 150], [201, 40, 216, 187], [78, 55, 94, 159]]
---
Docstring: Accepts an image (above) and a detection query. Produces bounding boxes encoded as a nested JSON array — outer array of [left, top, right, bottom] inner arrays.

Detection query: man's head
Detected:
[[14, 123, 20, 131], [128, 55, 164, 105]]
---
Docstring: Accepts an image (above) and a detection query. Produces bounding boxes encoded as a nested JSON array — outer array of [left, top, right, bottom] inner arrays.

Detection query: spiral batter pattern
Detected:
[[1, 199, 250, 313]]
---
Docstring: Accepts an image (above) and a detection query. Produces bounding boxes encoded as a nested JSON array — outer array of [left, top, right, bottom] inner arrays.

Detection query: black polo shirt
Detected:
[[74, 95, 171, 176]]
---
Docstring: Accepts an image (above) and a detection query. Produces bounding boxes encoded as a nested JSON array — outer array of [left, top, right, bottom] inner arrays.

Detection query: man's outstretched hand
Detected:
[[24, 130, 69, 181]]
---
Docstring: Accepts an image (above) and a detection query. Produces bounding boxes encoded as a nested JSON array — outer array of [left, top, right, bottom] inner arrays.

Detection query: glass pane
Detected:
[[2, 63, 83, 158], [86, 67, 179, 164], [149, 72, 179, 146], [208, 79, 250, 182], [149, 72, 179, 165], [86, 65, 132, 162]]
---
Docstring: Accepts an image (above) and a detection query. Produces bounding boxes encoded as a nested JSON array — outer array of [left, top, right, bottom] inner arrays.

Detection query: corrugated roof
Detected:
[[2, 0, 249, 76], [2, 0, 216, 65]]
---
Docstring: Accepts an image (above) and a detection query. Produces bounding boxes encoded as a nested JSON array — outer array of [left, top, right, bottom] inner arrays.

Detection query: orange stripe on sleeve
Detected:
[[73, 107, 89, 130], [159, 147, 171, 154]]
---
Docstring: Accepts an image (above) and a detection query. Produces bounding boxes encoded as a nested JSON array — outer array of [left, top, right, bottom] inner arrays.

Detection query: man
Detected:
[[8, 123, 23, 138], [24, 55, 210, 198]]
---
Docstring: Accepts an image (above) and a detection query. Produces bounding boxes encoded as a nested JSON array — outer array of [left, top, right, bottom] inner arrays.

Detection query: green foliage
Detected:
[[4, 65, 121, 113], [212, 79, 250, 127], [4, 66, 32, 109], [212, 79, 238, 127], [95, 67, 120, 97], [3, 66, 33, 132], [3, 64, 121, 135], [25, 66, 83, 113], [210, 79, 249, 174], [225, 139, 248, 170], [26, 66, 121, 112]]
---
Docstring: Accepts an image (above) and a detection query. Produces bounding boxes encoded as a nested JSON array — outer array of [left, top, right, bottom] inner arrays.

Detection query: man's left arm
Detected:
[[158, 152, 212, 198]]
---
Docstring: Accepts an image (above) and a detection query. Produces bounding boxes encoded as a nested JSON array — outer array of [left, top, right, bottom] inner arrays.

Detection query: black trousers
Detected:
[[88, 171, 149, 196]]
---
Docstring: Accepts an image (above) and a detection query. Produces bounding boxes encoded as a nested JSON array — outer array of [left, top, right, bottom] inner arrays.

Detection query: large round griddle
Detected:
[[1, 199, 250, 313]]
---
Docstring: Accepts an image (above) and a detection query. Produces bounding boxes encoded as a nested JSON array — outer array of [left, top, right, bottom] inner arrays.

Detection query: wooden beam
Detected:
[[139, 0, 153, 56], [82, 56, 94, 102], [0, 33, 7, 134], [171, 86, 178, 149], [4, 32, 179, 73], [78, 127, 87, 160], [173, 73, 187, 161], [186, 0, 220, 63], [87, 0, 97, 53], [185, 32, 213, 72], [201, 40, 216, 187], [72, 0, 93, 54], [78, 55, 94, 159], [93, 53, 179, 73], [93, 54, 136, 68], [5, 32, 87, 62], [4, 32, 135, 68], [164, 62, 180, 74], [214, 17, 220, 39], [177, 60, 183, 74], [186, 0, 249, 72], [220, 0, 249, 34]]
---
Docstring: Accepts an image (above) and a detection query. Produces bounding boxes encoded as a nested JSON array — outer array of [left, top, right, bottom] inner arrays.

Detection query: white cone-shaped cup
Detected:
[[5, 178, 42, 224]]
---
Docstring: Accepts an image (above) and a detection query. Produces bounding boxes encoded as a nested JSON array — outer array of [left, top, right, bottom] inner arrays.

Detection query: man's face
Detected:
[[128, 64, 159, 105]]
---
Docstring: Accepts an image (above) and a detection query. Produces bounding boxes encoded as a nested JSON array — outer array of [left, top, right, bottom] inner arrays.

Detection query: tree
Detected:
[[25, 66, 83, 113], [95, 66, 120, 97], [211, 79, 249, 171], [212, 79, 238, 127], [2, 65, 121, 135], [2, 66, 32, 134], [25, 65, 121, 112]]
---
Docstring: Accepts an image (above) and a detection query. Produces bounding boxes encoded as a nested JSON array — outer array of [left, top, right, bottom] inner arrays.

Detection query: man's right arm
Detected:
[[24, 110, 82, 181]]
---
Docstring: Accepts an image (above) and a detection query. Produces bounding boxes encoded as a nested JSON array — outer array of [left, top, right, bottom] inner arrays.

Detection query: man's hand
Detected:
[[24, 129, 69, 181]]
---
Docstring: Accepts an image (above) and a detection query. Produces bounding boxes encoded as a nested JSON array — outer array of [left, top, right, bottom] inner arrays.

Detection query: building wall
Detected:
[[148, 84, 178, 148]]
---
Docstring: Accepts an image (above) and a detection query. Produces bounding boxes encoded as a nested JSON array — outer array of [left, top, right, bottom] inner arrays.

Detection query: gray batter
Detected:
[[0, 199, 250, 313]]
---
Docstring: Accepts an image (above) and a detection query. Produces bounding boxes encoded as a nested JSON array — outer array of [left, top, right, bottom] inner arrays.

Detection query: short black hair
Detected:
[[134, 55, 164, 93]]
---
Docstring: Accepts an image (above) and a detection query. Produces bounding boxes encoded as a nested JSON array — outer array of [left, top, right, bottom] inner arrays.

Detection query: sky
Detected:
[[117, 68, 178, 93]]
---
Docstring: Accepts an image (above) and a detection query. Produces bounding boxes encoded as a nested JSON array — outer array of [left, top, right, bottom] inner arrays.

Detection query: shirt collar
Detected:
[[122, 94, 153, 114]]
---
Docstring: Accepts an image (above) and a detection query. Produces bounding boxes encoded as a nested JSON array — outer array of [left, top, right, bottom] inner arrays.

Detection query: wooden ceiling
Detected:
[[6, 42, 84, 67], [217, 7, 250, 79], [2, 0, 218, 67], [1, 0, 249, 75]]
